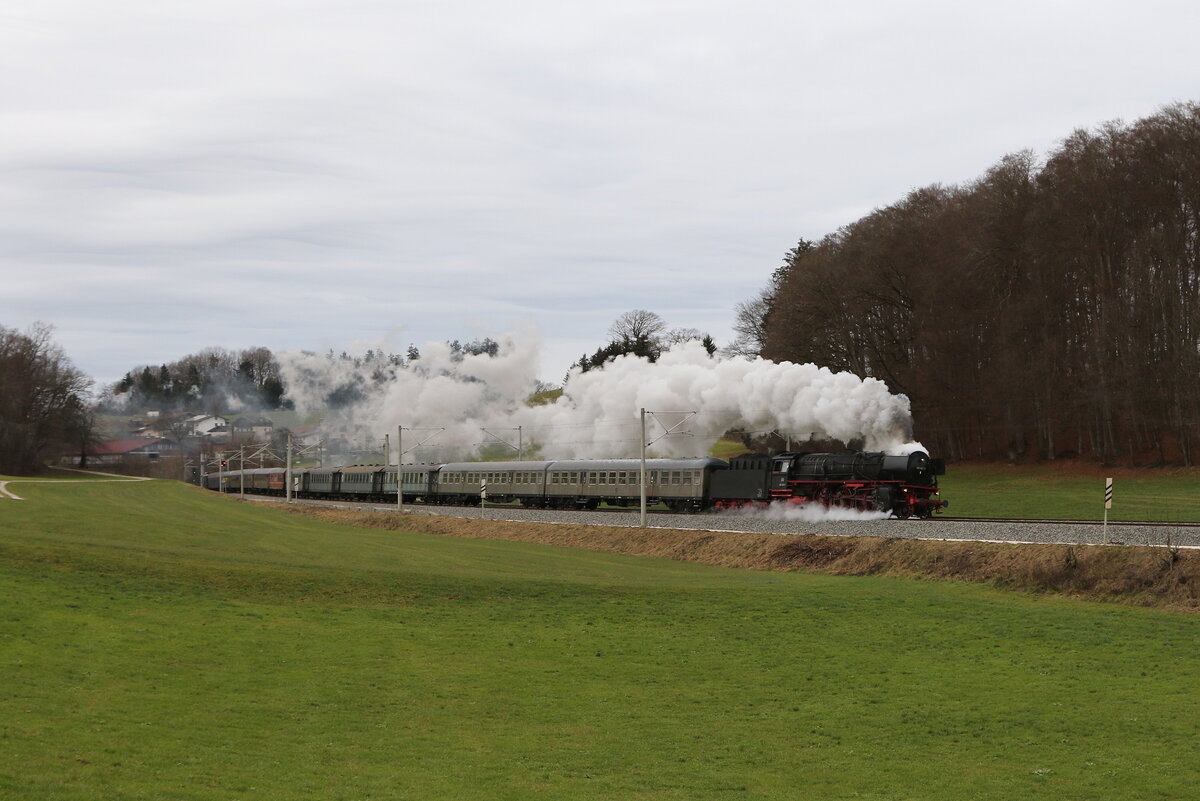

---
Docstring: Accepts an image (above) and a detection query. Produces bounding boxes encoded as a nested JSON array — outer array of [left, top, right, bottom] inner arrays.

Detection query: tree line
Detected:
[[570, 309, 717, 377], [751, 102, 1200, 464], [109, 346, 290, 412], [0, 323, 95, 474], [105, 338, 506, 413]]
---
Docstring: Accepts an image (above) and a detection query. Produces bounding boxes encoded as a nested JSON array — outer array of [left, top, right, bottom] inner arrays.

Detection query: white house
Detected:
[[187, 414, 229, 436]]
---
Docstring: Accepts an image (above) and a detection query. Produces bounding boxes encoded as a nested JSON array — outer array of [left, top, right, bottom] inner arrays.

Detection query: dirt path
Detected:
[[0, 468, 152, 501]]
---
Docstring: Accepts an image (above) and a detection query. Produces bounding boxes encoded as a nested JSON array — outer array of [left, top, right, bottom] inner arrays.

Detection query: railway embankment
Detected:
[[284, 506, 1200, 611]]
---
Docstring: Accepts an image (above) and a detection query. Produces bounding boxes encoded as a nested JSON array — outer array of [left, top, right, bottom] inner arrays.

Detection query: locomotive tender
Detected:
[[205, 450, 947, 518]]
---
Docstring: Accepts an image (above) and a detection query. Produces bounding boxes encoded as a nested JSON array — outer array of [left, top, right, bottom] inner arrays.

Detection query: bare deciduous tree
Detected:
[[0, 322, 92, 474], [607, 309, 667, 345], [757, 102, 1200, 464]]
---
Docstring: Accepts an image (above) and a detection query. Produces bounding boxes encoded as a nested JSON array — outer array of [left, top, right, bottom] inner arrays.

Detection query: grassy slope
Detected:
[[2, 482, 1200, 799], [940, 463, 1200, 522]]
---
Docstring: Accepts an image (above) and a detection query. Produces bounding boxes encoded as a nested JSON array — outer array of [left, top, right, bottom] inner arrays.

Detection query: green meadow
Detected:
[[939, 464, 1200, 522], [2, 479, 1199, 800]]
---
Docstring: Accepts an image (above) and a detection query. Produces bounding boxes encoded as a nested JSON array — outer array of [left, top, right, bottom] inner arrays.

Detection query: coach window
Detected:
[[682, 472, 692, 485], [670, 471, 680, 485], [617, 471, 626, 484]]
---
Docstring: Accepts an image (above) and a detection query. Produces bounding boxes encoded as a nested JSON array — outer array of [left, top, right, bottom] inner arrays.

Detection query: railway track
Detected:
[[239, 494, 1200, 547]]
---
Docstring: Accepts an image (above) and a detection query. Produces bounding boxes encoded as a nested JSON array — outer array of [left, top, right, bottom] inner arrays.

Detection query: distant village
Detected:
[[65, 412, 321, 474]]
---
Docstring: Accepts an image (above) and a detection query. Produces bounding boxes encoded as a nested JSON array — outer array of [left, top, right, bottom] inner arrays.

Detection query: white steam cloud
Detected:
[[278, 335, 921, 463], [721, 501, 891, 522]]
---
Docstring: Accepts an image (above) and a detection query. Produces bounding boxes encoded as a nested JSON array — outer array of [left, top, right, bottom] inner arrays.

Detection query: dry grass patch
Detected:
[[284, 506, 1200, 611]]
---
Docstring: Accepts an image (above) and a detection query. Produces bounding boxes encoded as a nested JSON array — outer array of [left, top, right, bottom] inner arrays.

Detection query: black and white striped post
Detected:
[[1103, 477, 1113, 544], [480, 480, 487, 517]]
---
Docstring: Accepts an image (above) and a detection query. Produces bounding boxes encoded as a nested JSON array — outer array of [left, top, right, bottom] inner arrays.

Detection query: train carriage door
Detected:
[[771, 457, 791, 491]]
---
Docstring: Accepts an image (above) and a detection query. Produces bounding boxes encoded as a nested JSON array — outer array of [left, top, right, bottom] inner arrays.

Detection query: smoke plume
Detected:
[[278, 335, 920, 463]]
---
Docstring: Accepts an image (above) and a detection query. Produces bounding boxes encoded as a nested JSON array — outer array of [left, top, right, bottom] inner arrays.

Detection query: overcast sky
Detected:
[[2, 0, 1196, 388]]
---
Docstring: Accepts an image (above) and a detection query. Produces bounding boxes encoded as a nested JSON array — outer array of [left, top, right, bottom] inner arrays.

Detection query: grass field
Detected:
[[2, 480, 1200, 799], [939, 463, 1200, 522]]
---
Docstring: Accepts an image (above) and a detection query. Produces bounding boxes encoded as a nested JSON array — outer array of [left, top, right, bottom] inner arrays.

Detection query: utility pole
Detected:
[[640, 408, 648, 527], [639, 409, 698, 527], [396, 425, 445, 514], [286, 432, 293, 504], [239, 445, 245, 498]]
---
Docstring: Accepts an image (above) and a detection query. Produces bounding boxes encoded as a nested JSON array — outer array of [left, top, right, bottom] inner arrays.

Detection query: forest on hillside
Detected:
[[753, 102, 1200, 465]]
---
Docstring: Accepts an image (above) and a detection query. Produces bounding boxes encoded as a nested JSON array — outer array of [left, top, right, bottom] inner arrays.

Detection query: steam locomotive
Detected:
[[205, 449, 947, 518]]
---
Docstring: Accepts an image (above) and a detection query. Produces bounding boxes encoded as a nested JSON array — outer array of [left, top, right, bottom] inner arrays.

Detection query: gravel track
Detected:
[[247, 495, 1200, 548]]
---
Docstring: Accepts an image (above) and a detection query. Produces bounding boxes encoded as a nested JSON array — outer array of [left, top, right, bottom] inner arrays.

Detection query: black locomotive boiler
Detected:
[[709, 450, 947, 518]]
